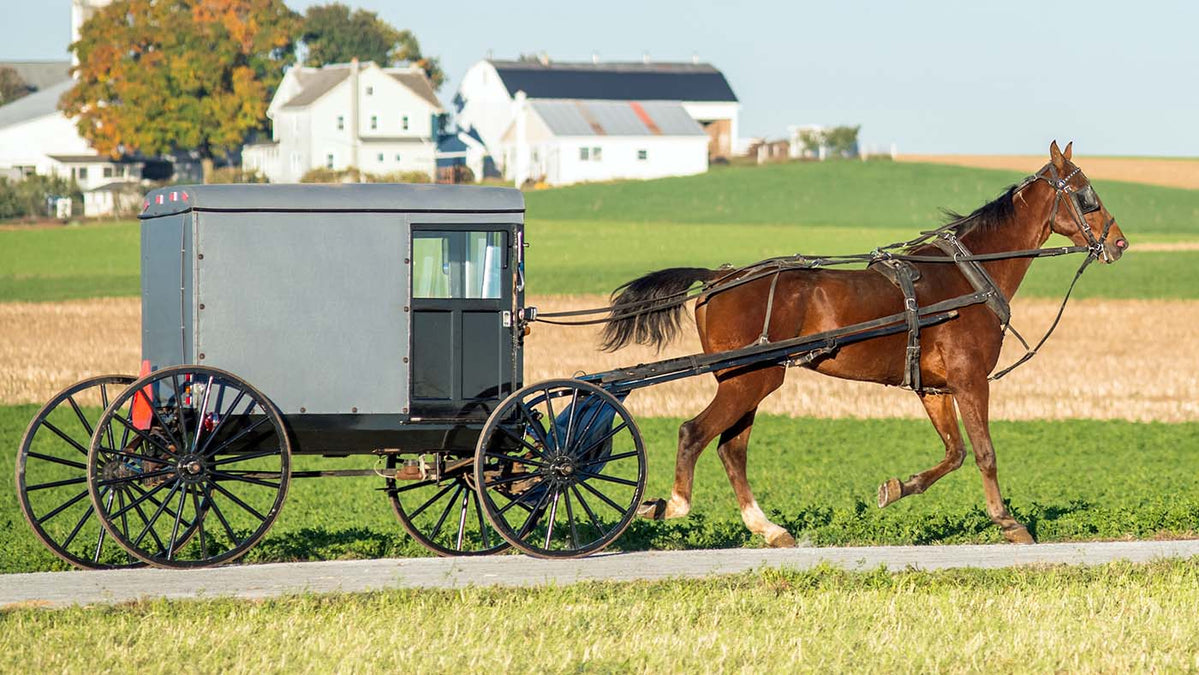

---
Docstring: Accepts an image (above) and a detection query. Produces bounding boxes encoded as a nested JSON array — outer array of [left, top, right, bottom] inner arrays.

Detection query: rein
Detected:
[[533, 163, 1115, 386]]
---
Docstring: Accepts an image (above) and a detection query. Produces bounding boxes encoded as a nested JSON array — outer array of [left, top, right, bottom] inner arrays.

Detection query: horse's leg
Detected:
[[716, 408, 796, 547], [877, 393, 967, 508], [637, 367, 783, 521], [954, 377, 1036, 544]]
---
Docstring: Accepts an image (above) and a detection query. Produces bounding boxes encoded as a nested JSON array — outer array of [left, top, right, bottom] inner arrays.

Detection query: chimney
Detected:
[[642, 51, 650, 64], [350, 57, 360, 170], [592, 52, 599, 65], [692, 52, 699, 65]]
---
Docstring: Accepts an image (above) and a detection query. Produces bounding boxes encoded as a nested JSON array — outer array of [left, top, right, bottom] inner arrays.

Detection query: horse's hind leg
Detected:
[[877, 393, 967, 508], [716, 408, 796, 547], [954, 376, 1035, 544]]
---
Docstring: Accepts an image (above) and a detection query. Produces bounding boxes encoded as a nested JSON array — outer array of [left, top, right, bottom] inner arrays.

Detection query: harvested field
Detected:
[[897, 154, 1199, 190], [2, 296, 1195, 422]]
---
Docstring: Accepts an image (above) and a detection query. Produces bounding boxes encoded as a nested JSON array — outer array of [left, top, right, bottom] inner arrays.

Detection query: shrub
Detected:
[[206, 167, 267, 184], [0, 174, 81, 221]]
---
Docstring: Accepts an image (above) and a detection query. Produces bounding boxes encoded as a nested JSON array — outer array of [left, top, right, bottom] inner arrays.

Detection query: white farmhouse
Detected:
[[243, 60, 443, 183], [454, 57, 740, 185]]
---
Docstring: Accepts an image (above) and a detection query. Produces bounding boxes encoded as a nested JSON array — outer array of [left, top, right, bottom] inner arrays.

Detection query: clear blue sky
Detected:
[[4, 0, 1197, 156]]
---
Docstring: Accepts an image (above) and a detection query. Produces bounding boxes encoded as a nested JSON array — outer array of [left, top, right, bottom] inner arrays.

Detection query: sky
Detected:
[[3, 0, 1197, 156]]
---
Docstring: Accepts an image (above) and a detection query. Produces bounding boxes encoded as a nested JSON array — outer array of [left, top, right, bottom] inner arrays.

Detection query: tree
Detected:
[[823, 125, 861, 158], [301, 3, 445, 89], [61, 0, 300, 181], [0, 66, 30, 105]]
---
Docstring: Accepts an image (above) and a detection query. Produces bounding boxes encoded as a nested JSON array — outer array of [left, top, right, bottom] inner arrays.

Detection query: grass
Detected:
[[3, 403, 1196, 574], [5, 561, 1199, 672], [2, 162, 1198, 302]]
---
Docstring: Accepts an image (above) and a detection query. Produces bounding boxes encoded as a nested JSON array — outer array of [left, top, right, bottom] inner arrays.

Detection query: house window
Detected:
[[326, 154, 334, 169], [370, 115, 378, 130], [103, 166, 114, 178], [395, 154, 402, 161], [366, 86, 373, 96], [637, 149, 648, 161], [377, 153, 384, 162], [592, 147, 602, 161], [402, 115, 409, 131], [77, 167, 88, 180], [579, 147, 589, 161], [337, 115, 344, 130]]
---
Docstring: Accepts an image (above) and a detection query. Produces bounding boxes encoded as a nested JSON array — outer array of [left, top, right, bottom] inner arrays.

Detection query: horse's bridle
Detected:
[[1027, 162, 1116, 263]]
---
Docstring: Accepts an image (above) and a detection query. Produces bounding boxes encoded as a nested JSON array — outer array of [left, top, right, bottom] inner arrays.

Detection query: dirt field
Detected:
[[3, 296, 1196, 422], [897, 155, 1199, 190]]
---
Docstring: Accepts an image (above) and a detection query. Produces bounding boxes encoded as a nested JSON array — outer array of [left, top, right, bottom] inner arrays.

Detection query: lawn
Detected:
[[4, 403, 1196, 574], [2, 161, 1198, 302], [5, 561, 1199, 672]]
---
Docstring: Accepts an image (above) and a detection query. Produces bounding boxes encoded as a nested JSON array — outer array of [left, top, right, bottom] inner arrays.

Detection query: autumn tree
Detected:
[[301, 3, 444, 89], [0, 67, 30, 105], [62, 0, 300, 181]]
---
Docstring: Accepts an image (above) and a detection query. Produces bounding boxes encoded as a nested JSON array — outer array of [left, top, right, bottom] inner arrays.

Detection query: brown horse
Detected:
[[601, 142, 1128, 546]]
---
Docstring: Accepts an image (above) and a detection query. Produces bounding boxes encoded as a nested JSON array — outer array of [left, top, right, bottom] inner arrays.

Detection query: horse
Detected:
[[599, 141, 1129, 546]]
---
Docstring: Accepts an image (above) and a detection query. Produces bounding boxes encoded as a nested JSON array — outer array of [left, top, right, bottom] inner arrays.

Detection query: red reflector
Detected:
[[132, 360, 153, 430], [170, 191, 178, 202], [181, 191, 189, 201], [156, 194, 164, 205], [142, 199, 150, 211]]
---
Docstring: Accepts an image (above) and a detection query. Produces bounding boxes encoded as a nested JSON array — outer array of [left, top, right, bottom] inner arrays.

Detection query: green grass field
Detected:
[[5, 561, 1199, 671], [2, 162, 1198, 302], [4, 403, 1195, 574]]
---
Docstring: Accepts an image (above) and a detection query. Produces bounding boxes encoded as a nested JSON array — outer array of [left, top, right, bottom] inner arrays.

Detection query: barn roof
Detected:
[[490, 60, 737, 103], [281, 63, 442, 110], [0, 79, 73, 129], [530, 99, 705, 137], [141, 183, 523, 219], [0, 60, 71, 91]]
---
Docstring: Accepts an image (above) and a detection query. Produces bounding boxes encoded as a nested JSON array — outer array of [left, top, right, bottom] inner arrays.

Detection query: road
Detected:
[[4, 540, 1198, 609]]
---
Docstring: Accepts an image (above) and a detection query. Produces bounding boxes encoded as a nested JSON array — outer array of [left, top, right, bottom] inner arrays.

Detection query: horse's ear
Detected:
[[1063, 141, 1073, 161], [1050, 140, 1065, 171]]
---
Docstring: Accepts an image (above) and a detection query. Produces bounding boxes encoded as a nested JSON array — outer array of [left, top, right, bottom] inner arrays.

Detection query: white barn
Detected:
[[243, 60, 443, 183], [454, 58, 740, 185]]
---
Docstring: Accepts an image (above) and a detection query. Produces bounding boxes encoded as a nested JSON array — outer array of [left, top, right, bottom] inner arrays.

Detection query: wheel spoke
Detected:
[[101, 383, 117, 454], [166, 484, 189, 560], [129, 483, 195, 539], [40, 420, 88, 456], [484, 471, 543, 489], [141, 388, 183, 455], [202, 482, 240, 544], [208, 480, 268, 522], [189, 376, 215, 454], [95, 490, 115, 563], [26, 451, 86, 470], [576, 422, 629, 460], [428, 485, 463, 542], [577, 449, 640, 468], [129, 496, 170, 556], [131, 481, 180, 549], [455, 487, 470, 551], [472, 492, 491, 548], [169, 374, 191, 453], [409, 483, 456, 520], [543, 488, 561, 549], [105, 412, 177, 457], [35, 489, 89, 525], [193, 485, 208, 558], [105, 480, 171, 521], [67, 395, 93, 438], [390, 478, 439, 495], [60, 497, 96, 550], [210, 449, 282, 467], [517, 404, 552, 455], [577, 478, 627, 515], [484, 451, 549, 469], [27, 476, 87, 491], [542, 388, 560, 451], [571, 485, 604, 533], [575, 469, 638, 487], [496, 425, 549, 459], [204, 415, 271, 458], [515, 487, 553, 539], [209, 470, 281, 490], [564, 489, 579, 550], [196, 388, 245, 456], [95, 467, 176, 488]]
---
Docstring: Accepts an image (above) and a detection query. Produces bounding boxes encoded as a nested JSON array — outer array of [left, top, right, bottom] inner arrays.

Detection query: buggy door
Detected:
[[409, 225, 515, 419]]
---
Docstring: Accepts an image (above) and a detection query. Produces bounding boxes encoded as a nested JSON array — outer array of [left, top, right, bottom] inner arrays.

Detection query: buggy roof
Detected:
[[140, 183, 524, 219]]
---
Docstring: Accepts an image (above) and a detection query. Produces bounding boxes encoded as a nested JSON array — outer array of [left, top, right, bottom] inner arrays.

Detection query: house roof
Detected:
[[490, 60, 737, 103], [47, 153, 118, 163], [0, 60, 71, 91], [281, 63, 442, 110], [529, 100, 705, 137], [0, 79, 74, 129]]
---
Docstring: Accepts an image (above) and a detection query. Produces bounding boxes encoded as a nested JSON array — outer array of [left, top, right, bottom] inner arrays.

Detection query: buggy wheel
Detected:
[[386, 454, 509, 556], [16, 375, 143, 570], [474, 379, 646, 559], [87, 365, 291, 568]]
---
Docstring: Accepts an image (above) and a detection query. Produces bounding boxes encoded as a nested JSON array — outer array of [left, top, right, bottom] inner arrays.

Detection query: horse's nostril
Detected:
[[1115, 238, 1128, 250]]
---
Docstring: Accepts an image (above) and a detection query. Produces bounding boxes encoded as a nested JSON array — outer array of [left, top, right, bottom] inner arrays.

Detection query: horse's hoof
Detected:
[[766, 530, 796, 548], [636, 499, 667, 520], [1003, 524, 1035, 545], [877, 478, 903, 508]]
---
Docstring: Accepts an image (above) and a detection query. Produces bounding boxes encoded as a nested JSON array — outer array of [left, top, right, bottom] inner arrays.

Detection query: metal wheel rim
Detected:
[[474, 379, 646, 559], [87, 365, 291, 569], [15, 375, 143, 570]]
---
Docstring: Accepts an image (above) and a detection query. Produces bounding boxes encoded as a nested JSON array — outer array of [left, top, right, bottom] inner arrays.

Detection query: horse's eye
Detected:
[[1073, 185, 1100, 214]]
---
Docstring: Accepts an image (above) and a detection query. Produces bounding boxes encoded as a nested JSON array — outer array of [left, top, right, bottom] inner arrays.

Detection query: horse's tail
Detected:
[[600, 267, 719, 352]]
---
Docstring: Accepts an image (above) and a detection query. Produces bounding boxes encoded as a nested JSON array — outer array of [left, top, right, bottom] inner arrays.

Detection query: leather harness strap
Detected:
[[871, 259, 924, 391], [930, 233, 1012, 328]]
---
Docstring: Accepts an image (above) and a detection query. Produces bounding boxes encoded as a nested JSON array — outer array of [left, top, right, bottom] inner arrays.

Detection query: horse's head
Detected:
[[1041, 141, 1129, 263]]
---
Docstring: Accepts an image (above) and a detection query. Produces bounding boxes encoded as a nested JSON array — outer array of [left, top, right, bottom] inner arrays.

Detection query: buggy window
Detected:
[[412, 230, 506, 299]]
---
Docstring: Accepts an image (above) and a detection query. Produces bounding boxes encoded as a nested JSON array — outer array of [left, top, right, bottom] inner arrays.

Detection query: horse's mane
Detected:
[[905, 185, 1017, 253]]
